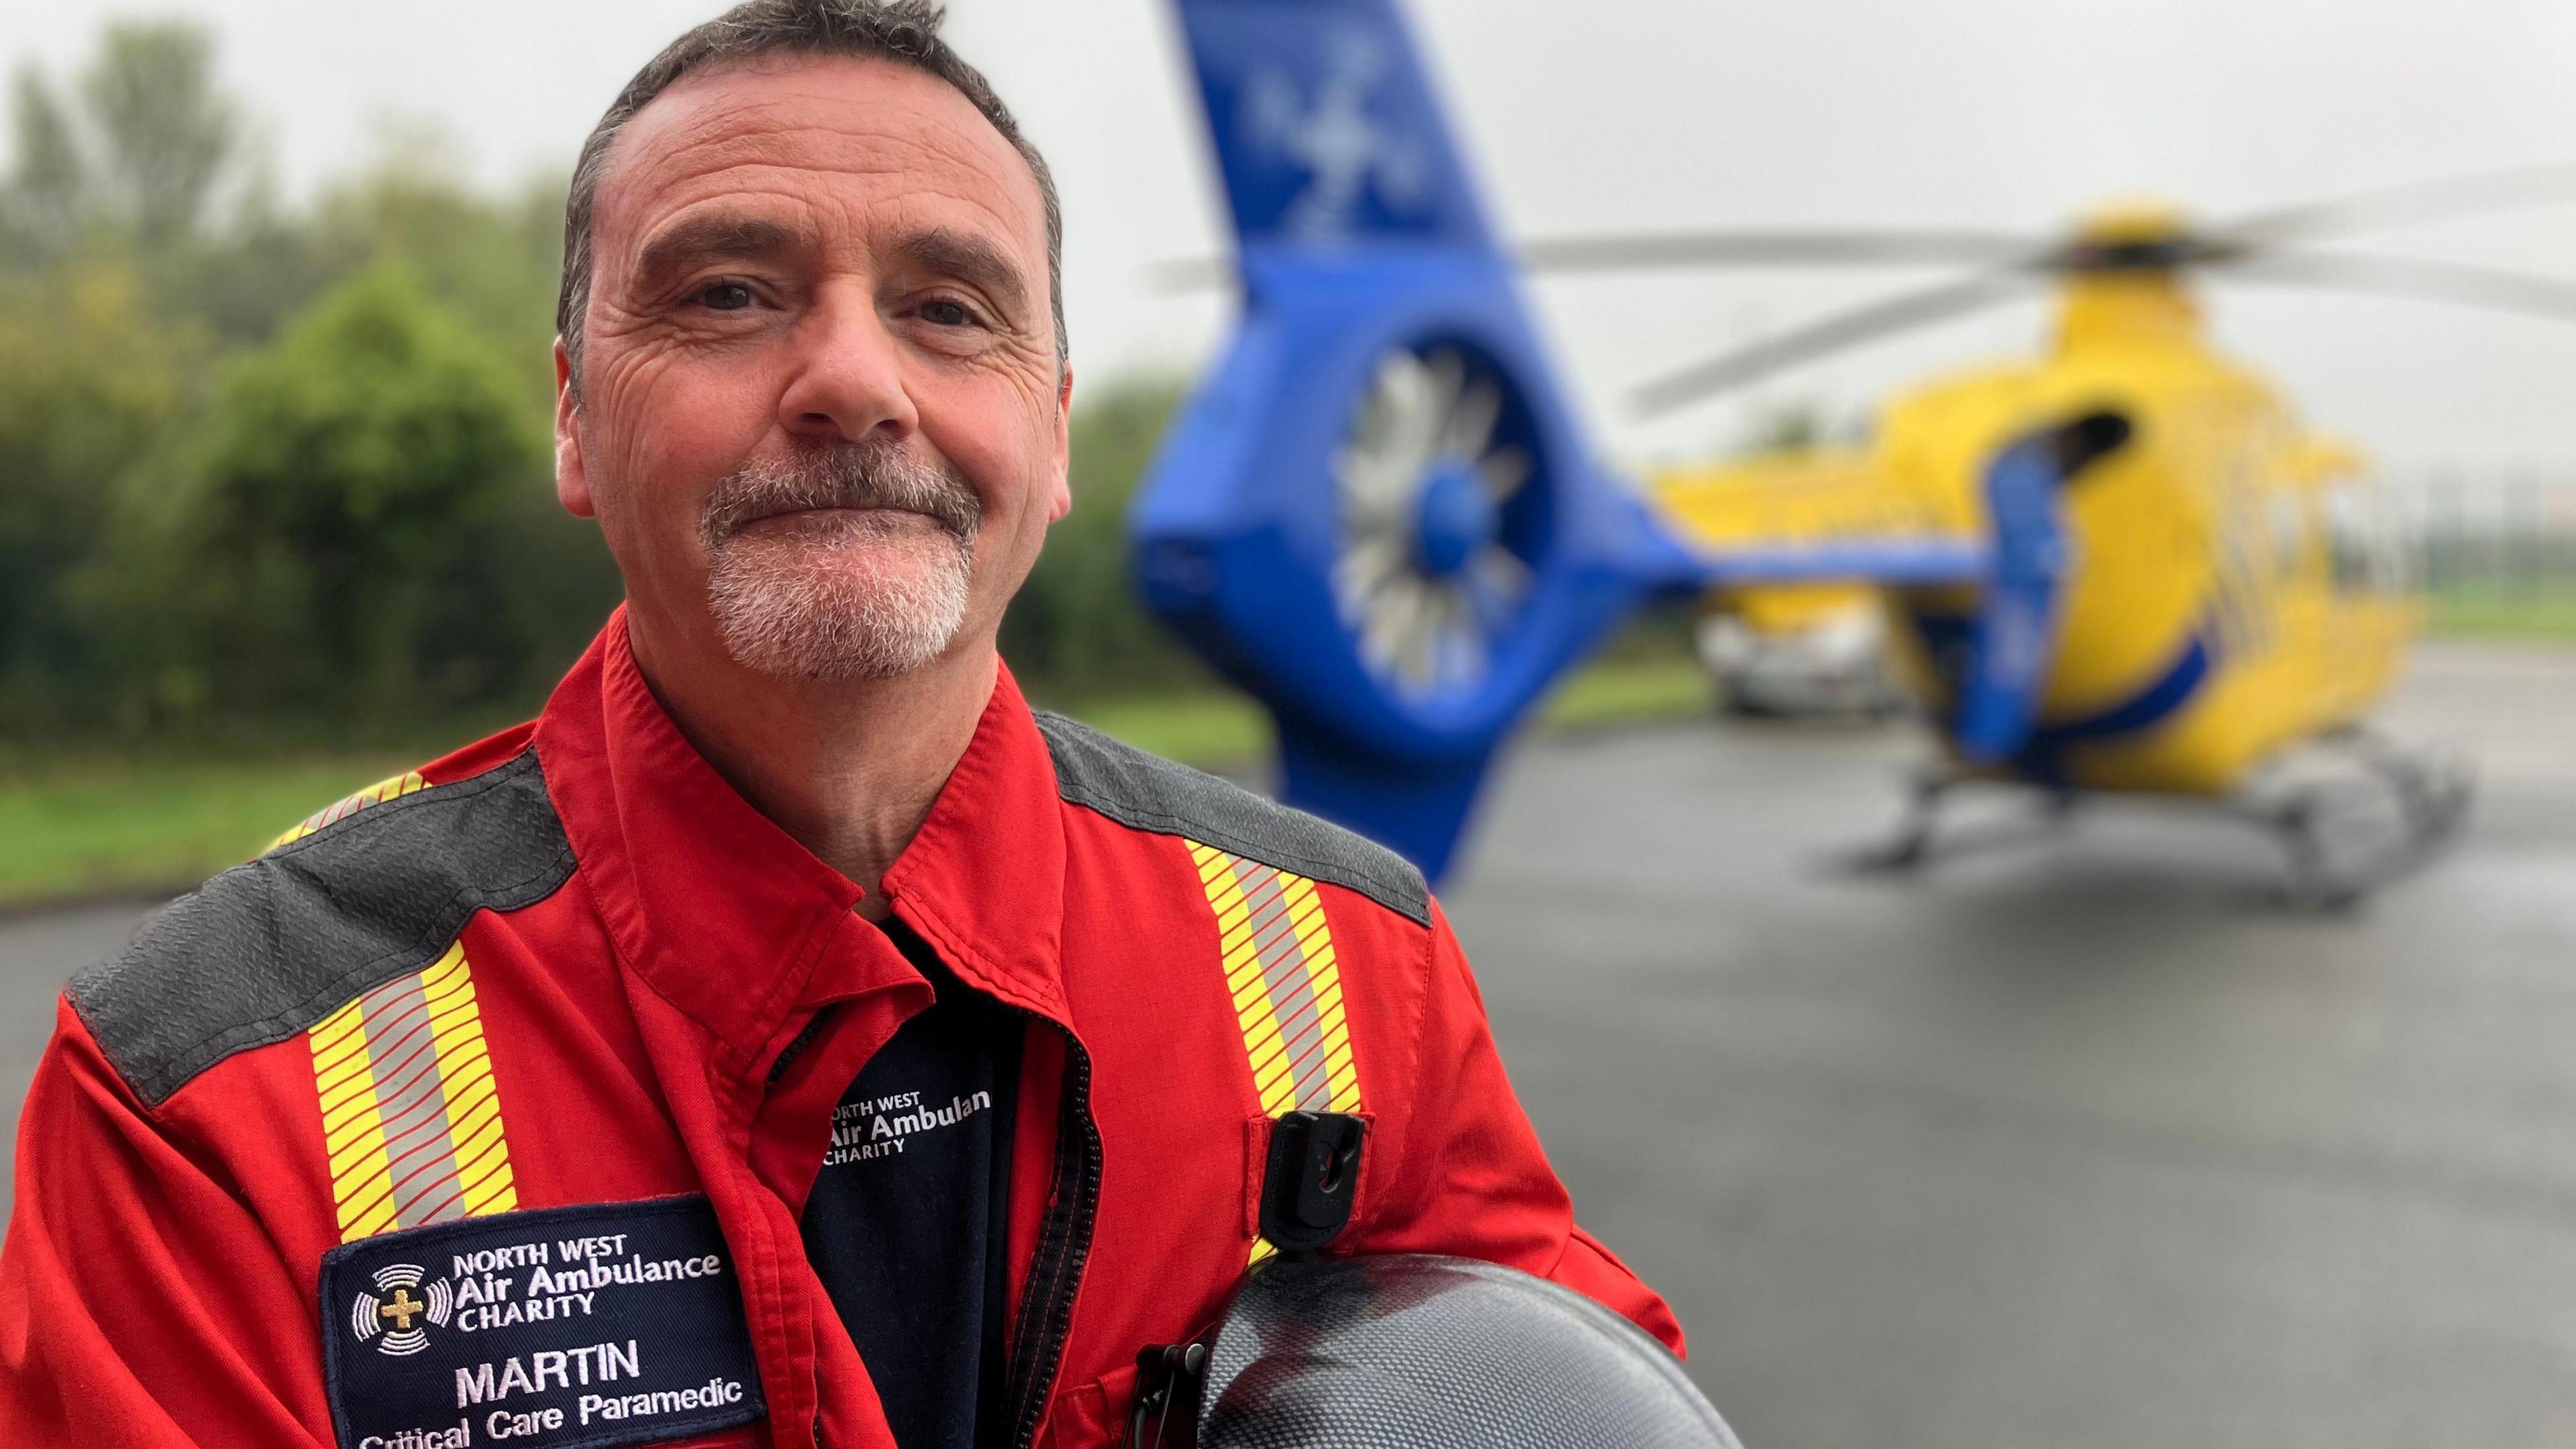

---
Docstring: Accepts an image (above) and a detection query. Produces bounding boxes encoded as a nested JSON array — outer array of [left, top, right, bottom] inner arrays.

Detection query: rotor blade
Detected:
[[2213, 251, 2576, 321], [2215, 160, 2576, 248], [1150, 257, 1237, 292], [1515, 228, 2044, 273], [1150, 227, 2045, 292], [1629, 272, 2037, 419]]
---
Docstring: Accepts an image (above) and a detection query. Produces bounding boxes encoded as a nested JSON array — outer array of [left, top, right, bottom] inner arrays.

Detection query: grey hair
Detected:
[[555, 0, 1065, 396]]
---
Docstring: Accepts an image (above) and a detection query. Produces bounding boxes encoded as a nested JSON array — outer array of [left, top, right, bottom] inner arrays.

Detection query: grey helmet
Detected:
[[1136, 1254, 1742, 1449]]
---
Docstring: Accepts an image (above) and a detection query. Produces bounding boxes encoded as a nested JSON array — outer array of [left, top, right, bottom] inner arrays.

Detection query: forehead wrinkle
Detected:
[[606, 127, 1027, 252], [604, 157, 1042, 311], [623, 57, 1030, 195], [606, 56, 1045, 229], [641, 120, 1016, 211]]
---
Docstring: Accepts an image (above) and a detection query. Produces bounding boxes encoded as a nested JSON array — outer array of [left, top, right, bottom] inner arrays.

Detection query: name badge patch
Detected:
[[319, 1195, 765, 1449]]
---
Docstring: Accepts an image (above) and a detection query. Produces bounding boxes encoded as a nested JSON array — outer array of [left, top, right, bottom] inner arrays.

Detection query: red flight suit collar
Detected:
[[531, 606, 1075, 1063]]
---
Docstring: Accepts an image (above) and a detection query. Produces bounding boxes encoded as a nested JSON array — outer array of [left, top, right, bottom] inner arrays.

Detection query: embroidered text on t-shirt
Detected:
[[823, 1087, 996, 1168]]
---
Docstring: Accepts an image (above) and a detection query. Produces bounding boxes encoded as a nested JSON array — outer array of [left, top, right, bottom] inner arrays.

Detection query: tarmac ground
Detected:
[[3, 640, 2572, 1448]]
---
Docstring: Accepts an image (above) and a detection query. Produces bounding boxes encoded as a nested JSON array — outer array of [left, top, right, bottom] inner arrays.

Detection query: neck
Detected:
[[626, 611, 998, 920]]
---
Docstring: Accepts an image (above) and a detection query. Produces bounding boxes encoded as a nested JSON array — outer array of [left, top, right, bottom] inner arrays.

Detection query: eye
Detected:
[[698, 280, 756, 311], [919, 298, 977, 327]]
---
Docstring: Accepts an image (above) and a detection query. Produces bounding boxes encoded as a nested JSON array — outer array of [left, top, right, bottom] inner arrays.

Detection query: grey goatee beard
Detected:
[[698, 439, 983, 680]]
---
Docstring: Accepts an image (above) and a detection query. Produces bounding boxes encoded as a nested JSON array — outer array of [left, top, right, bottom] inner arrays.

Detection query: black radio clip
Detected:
[[1127, 1111, 1366, 1449]]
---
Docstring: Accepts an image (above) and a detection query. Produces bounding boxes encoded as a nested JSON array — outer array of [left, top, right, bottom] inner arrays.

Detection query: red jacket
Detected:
[[1, 612, 1680, 1449]]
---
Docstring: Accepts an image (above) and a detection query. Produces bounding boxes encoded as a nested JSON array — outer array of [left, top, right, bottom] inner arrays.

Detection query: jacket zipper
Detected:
[[1003, 1021, 1103, 1449]]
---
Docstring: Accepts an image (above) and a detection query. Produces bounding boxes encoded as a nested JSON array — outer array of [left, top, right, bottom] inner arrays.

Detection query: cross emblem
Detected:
[[1242, 31, 1428, 243], [377, 1287, 427, 1333]]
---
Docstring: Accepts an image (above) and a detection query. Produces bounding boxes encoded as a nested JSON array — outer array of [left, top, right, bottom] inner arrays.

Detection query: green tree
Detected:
[[0, 21, 614, 741], [0, 260, 199, 731], [0, 69, 85, 266], [0, 20, 241, 266], [1002, 375, 1203, 695], [313, 149, 566, 374], [80, 20, 237, 248], [189, 266, 545, 719]]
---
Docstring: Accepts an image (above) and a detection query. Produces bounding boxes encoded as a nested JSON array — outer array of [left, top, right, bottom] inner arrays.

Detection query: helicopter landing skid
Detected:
[[2241, 729, 2475, 909], [1843, 733, 2473, 908], [1840, 767, 2081, 875]]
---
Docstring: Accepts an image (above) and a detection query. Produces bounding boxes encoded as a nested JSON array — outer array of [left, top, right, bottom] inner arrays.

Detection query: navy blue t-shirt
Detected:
[[802, 924, 1022, 1449]]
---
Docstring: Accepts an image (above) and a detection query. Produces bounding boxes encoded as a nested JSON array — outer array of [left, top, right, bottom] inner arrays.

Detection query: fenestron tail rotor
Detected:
[[1138, 0, 1689, 879], [1334, 347, 1536, 696]]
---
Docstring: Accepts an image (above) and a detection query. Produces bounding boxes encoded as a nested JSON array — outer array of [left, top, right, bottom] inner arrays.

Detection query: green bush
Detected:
[[1002, 374, 1205, 697], [0, 260, 201, 733], [181, 266, 552, 720], [0, 19, 1226, 751]]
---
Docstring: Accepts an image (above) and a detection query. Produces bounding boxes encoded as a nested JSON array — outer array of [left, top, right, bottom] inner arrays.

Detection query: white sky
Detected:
[[9, 0, 2576, 478]]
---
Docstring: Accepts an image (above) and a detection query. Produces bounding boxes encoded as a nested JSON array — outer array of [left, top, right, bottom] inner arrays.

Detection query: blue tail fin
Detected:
[[1174, 0, 1500, 256], [1140, 0, 1663, 882]]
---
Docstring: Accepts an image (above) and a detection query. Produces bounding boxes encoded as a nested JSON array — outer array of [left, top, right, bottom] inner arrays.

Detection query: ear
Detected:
[[554, 338, 596, 519], [1046, 362, 1075, 524]]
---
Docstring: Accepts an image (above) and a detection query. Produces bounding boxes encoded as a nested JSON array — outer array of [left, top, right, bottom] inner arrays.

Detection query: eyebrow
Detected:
[[631, 215, 801, 294], [894, 227, 1031, 319]]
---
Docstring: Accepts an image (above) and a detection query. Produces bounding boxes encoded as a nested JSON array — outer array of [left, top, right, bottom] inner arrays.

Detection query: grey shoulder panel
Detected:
[[1032, 710, 1430, 927], [67, 751, 576, 1106]]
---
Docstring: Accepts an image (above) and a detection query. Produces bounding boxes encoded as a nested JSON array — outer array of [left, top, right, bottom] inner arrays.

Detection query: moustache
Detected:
[[699, 441, 983, 546]]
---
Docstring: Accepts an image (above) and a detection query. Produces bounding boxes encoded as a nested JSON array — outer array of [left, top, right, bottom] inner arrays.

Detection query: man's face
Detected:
[[557, 54, 1070, 682]]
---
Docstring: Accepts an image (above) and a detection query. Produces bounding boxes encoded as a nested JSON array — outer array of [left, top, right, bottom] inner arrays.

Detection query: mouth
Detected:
[[733, 504, 946, 537]]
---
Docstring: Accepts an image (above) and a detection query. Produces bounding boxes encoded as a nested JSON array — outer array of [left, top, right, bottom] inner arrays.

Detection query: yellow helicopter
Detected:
[[1580, 191, 2576, 898], [1142, 0, 2576, 896]]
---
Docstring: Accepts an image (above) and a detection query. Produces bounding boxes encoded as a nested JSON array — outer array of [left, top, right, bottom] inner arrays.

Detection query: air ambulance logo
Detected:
[[1239, 28, 1430, 244], [348, 1263, 453, 1357]]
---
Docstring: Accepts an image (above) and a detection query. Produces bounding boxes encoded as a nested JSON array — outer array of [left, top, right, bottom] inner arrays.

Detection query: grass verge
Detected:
[[2425, 590, 2576, 641], [0, 658, 1712, 912], [0, 752, 427, 912]]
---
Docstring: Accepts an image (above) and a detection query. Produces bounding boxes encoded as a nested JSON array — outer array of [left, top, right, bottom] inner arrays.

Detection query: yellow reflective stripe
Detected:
[[271, 770, 428, 851], [427, 947, 516, 1217], [311, 998, 396, 1240], [308, 941, 517, 1242], [1188, 840, 1364, 1265]]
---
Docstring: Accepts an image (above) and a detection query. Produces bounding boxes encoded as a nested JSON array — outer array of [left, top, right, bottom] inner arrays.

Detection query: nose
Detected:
[[775, 284, 920, 444]]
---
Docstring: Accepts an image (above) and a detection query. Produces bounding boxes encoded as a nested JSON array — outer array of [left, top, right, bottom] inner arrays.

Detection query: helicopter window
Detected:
[[2323, 480, 2406, 594]]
